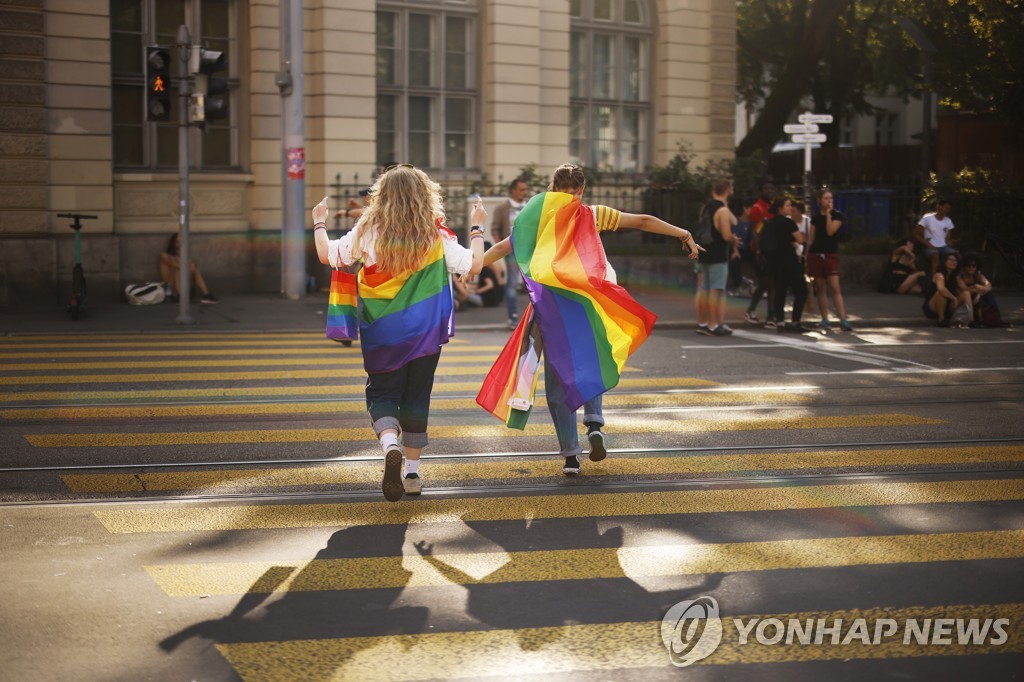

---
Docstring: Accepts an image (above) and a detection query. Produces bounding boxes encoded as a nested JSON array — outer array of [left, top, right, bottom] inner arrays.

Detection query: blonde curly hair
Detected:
[[353, 166, 445, 274]]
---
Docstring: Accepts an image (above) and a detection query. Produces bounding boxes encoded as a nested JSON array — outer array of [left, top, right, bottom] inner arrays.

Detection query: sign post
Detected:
[[788, 114, 832, 211]]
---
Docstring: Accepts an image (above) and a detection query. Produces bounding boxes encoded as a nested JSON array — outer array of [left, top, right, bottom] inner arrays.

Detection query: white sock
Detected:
[[404, 459, 420, 476], [380, 432, 399, 453]]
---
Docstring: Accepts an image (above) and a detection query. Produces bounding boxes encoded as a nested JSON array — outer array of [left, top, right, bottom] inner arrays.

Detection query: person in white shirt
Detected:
[[914, 199, 958, 274]]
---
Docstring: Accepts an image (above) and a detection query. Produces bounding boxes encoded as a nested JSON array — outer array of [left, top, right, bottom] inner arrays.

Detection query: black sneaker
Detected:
[[695, 324, 712, 336], [587, 429, 607, 462], [562, 455, 581, 475], [382, 447, 404, 502], [200, 293, 219, 304]]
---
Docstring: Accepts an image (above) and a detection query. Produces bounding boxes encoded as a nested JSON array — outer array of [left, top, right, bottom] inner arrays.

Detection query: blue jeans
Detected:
[[505, 254, 519, 319], [544, 354, 604, 457]]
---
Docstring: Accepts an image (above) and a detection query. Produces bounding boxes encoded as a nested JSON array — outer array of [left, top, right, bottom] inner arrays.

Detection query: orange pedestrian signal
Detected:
[[145, 46, 172, 121]]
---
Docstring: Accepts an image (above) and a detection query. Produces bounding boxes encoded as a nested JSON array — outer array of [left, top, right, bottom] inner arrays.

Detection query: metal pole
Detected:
[[803, 141, 812, 212], [175, 24, 194, 324], [280, 0, 306, 299], [921, 56, 932, 183]]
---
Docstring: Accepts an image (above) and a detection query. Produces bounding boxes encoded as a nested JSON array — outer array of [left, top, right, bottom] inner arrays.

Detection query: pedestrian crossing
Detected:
[[2, 331, 1022, 678]]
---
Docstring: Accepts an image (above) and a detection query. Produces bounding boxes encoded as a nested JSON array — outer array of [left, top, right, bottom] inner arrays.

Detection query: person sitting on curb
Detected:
[[958, 253, 1009, 327], [159, 232, 218, 304], [923, 252, 971, 327], [879, 238, 926, 295]]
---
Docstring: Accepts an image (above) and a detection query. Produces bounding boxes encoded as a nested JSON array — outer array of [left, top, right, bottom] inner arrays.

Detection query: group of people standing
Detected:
[[699, 181, 852, 335], [312, 163, 700, 502]]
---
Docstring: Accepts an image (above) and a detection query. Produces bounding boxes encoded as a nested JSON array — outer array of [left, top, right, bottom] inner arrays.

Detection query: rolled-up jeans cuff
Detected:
[[559, 446, 583, 457], [402, 431, 428, 449], [582, 413, 604, 428], [371, 416, 401, 438]]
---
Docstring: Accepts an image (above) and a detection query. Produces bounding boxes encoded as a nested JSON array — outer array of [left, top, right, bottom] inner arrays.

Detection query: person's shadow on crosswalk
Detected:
[[414, 516, 724, 651], [159, 523, 428, 653]]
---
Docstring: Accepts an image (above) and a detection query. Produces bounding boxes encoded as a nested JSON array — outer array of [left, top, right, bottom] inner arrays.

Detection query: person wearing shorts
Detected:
[[695, 179, 738, 337], [807, 189, 852, 331]]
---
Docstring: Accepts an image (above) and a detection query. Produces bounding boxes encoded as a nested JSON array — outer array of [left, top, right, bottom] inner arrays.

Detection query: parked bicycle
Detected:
[[57, 213, 97, 320]]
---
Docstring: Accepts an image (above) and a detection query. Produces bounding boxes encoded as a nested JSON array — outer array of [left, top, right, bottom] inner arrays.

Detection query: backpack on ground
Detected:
[[125, 282, 166, 306]]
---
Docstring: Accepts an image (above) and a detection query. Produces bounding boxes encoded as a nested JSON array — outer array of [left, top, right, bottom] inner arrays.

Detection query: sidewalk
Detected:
[[3, 287, 1021, 336]]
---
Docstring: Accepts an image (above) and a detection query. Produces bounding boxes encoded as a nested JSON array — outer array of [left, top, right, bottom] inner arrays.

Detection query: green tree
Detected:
[[736, 0, 1024, 157]]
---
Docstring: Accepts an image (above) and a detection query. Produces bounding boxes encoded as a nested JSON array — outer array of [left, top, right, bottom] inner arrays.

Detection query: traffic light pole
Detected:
[[279, 0, 306, 300], [175, 24, 194, 325]]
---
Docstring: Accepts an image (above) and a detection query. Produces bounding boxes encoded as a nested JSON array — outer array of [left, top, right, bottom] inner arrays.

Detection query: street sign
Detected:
[[791, 133, 827, 143], [798, 113, 833, 124], [784, 123, 819, 134]]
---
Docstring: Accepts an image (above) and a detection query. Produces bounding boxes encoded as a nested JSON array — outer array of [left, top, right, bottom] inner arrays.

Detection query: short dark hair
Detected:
[[509, 176, 529, 193], [769, 197, 789, 215], [962, 252, 981, 268], [937, 198, 952, 207]]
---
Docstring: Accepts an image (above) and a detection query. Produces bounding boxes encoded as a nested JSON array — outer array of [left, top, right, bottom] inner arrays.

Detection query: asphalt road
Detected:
[[1, 324, 1022, 681]]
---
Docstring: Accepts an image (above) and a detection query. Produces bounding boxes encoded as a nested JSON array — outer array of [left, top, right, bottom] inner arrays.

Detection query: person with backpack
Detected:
[[694, 179, 739, 336]]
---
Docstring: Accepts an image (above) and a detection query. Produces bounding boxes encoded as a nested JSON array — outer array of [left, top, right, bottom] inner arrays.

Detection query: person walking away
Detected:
[[477, 163, 701, 475], [491, 177, 530, 329], [694, 179, 739, 336], [312, 166, 485, 501], [807, 189, 852, 331]]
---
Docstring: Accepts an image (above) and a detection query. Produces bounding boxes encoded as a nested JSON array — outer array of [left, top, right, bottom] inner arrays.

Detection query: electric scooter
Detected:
[[56, 213, 97, 320]]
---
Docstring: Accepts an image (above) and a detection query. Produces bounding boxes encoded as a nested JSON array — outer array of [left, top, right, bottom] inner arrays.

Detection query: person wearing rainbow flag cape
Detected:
[[477, 163, 702, 475], [312, 166, 486, 501]]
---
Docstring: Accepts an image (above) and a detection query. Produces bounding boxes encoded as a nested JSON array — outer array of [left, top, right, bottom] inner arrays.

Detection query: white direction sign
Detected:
[[798, 113, 833, 124], [784, 123, 819, 134], [791, 133, 827, 143]]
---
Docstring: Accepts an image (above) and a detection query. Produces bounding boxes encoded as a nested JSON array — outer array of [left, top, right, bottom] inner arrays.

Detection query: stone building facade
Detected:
[[0, 0, 734, 305]]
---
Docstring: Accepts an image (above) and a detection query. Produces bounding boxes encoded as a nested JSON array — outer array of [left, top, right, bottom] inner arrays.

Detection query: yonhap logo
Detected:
[[661, 596, 724, 667]]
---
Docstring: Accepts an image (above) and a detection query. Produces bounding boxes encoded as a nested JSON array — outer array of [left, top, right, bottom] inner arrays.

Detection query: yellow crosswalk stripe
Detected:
[[60, 445, 1024, 494], [0, 354, 504, 370], [29, 413, 940, 448], [91, 477, 1024, 533], [146, 529, 1024, 596], [0, 346, 508, 359], [0, 377, 718, 403], [8, 390, 806, 421], [0, 365, 530, 385], [215, 602, 1024, 680]]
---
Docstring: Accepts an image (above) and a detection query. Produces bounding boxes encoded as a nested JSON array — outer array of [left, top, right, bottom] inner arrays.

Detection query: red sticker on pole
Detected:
[[287, 147, 305, 179]]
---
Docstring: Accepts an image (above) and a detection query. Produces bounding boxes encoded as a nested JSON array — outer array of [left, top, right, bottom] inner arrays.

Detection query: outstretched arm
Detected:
[[618, 212, 703, 259], [484, 237, 512, 266]]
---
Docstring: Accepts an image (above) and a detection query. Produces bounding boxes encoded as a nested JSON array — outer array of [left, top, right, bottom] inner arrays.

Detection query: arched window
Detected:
[[376, 1, 479, 170], [569, 0, 652, 171]]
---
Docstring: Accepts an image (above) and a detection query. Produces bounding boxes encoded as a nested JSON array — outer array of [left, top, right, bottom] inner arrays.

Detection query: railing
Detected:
[[329, 169, 1022, 257]]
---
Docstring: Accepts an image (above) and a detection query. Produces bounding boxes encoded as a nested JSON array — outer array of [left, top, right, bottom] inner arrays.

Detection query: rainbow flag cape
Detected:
[[326, 267, 359, 341], [476, 192, 656, 427], [357, 237, 454, 374]]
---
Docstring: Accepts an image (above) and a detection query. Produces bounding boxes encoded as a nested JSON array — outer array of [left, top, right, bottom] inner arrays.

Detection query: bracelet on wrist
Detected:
[[314, 223, 327, 232]]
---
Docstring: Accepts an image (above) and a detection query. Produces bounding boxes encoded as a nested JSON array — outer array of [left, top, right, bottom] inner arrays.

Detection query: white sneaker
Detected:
[[403, 473, 422, 495], [563, 455, 581, 475]]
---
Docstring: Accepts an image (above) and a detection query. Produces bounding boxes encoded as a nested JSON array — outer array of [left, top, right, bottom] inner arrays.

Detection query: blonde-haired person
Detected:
[[312, 166, 486, 501]]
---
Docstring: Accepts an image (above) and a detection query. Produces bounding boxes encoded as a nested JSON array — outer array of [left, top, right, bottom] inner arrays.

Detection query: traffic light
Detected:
[[189, 47, 228, 125], [145, 46, 172, 121]]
